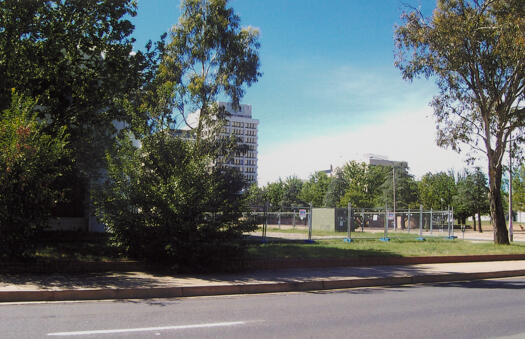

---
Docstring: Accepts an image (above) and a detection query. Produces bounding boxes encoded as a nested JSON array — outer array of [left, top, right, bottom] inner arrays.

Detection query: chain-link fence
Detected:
[[247, 204, 455, 242]]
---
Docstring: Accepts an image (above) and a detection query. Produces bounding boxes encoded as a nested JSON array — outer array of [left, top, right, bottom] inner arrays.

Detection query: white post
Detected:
[[393, 167, 397, 231], [408, 208, 411, 234], [419, 204, 423, 238], [345, 202, 352, 243], [361, 209, 365, 232], [308, 202, 313, 242], [451, 206, 454, 238], [430, 208, 433, 234], [383, 205, 389, 240]]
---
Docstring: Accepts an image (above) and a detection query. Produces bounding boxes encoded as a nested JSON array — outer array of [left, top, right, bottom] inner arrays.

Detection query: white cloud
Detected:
[[257, 106, 485, 185]]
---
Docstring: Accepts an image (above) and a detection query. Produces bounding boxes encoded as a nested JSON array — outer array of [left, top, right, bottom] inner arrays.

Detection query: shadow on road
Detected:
[[432, 278, 525, 290]]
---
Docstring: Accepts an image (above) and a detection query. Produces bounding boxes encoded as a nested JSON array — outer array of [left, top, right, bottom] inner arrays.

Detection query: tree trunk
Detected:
[[488, 159, 508, 244], [477, 212, 482, 233], [472, 214, 477, 231]]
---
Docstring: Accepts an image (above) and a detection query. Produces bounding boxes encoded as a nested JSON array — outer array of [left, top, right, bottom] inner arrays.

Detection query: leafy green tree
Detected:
[[265, 180, 285, 211], [418, 171, 457, 210], [453, 172, 472, 227], [338, 162, 390, 208], [161, 0, 261, 140], [513, 164, 525, 213], [95, 133, 255, 271], [246, 183, 266, 208], [395, 0, 525, 244], [282, 176, 305, 209], [95, 0, 261, 271], [470, 167, 490, 232], [299, 172, 331, 207], [323, 168, 347, 208], [0, 0, 145, 175], [0, 94, 70, 258], [453, 169, 487, 229], [339, 162, 370, 208], [379, 164, 419, 209]]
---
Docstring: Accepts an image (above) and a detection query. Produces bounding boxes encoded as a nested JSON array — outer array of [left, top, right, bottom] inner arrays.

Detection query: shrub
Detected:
[[95, 132, 255, 272], [0, 94, 70, 258]]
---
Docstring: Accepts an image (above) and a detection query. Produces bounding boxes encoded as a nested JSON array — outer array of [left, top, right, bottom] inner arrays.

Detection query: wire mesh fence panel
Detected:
[[246, 206, 454, 242], [246, 207, 312, 241]]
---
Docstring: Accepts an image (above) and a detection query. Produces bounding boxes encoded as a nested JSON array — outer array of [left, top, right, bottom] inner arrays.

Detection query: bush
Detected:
[[95, 132, 255, 272], [0, 94, 70, 258]]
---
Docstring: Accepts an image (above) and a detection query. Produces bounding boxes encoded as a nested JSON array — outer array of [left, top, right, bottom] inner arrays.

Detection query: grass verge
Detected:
[[247, 236, 525, 260], [22, 230, 525, 264]]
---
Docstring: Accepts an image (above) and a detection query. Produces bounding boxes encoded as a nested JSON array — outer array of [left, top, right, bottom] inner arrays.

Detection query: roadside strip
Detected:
[[2, 266, 525, 303]]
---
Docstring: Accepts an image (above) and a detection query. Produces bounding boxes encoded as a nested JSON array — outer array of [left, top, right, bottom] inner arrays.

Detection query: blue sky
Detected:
[[131, 0, 476, 185]]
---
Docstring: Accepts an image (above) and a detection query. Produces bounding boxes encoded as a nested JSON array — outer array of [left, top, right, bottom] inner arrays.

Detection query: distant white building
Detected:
[[217, 102, 259, 184], [365, 154, 407, 168]]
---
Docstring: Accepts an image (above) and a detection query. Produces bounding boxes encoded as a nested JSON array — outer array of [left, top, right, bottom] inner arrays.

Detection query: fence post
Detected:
[[262, 202, 268, 241], [451, 206, 454, 238], [407, 208, 411, 234], [292, 209, 296, 229], [305, 202, 314, 243], [344, 202, 352, 243], [447, 206, 451, 238], [380, 205, 390, 241], [278, 205, 281, 229], [417, 205, 425, 241], [361, 209, 365, 232]]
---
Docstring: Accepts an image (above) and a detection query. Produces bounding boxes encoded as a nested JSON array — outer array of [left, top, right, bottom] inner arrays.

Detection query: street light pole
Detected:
[[509, 134, 513, 242], [393, 166, 396, 231]]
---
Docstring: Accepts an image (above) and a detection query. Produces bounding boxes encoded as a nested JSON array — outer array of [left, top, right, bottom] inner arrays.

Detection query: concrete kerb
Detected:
[[2, 269, 525, 303]]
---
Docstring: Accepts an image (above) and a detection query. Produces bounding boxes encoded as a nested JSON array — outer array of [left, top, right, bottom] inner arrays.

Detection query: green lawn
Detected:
[[247, 236, 525, 260], [25, 230, 525, 264]]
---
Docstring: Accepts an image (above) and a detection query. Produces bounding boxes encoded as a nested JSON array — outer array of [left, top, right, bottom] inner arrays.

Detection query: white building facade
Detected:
[[218, 102, 259, 184]]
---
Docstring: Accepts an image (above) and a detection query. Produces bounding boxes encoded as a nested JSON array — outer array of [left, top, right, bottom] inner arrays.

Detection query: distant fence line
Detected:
[[247, 204, 456, 242]]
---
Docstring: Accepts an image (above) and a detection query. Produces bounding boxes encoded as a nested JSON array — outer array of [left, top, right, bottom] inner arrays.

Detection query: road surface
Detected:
[[2, 277, 525, 338]]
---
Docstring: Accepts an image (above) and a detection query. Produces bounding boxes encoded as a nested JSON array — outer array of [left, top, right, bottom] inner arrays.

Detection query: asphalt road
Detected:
[[2, 277, 525, 338]]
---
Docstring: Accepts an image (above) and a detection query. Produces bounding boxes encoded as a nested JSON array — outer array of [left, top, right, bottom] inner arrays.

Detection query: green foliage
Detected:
[[323, 169, 346, 207], [95, 133, 255, 272], [379, 164, 419, 209], [337, 162, 391, 208], [418, 171, 457, 210], [395, 0, 524, 244], [0, 94, 70, 258], [338, 161, 370, 208], [299, 172, 331, 207], [513, 164, 525, 212], [281, 176, 305, 208], [0, 0, 146, 176], [246, 183, 266, 208], [160, 0, 261, 138], [93, 0, 262, 272], [265, 180, 285, 211], [453, 168, 489, 230]]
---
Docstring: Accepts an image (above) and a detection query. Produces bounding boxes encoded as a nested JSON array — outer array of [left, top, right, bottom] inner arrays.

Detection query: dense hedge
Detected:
[[95, 133, 255, 272]]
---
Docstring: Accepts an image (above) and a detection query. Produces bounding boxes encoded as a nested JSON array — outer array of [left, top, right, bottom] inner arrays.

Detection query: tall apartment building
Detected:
[[218, 102, 259, 184]]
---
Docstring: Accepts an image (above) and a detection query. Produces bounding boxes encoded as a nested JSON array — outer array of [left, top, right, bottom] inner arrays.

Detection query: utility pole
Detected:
[[509, 134, 513, 242], [393, 166, 396, 231]]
